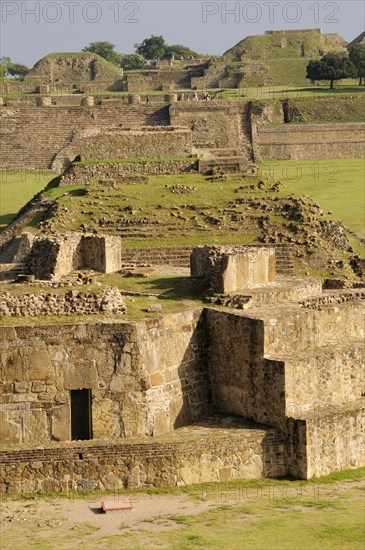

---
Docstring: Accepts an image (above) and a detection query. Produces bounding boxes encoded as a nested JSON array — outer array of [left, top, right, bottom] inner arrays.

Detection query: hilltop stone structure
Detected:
[[25, 52, 124, 91]]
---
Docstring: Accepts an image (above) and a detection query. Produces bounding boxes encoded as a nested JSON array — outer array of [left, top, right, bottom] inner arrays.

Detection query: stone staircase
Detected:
[[0, 263, 28, 282], [197, 148, 246, 173], [119, 244, 295, 272], [120, 246, 192, 267], [0, 105, 170, 170]]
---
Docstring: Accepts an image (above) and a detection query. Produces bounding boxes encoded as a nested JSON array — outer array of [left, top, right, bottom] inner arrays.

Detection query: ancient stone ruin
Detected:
[[0, 246, 364, 492], [191, 245, 276, 292], [0, 35, 364, 493], [1, 233, 122, 281]]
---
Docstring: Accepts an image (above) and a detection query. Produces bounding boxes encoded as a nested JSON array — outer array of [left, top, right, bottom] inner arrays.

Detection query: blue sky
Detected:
[[1, 1, 364, 67]]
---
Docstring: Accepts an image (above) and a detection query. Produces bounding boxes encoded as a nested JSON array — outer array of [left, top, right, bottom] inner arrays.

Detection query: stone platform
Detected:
[[1, 281, 364, 490], [0, 415, 287, 494], [210, 276, 323, 308]]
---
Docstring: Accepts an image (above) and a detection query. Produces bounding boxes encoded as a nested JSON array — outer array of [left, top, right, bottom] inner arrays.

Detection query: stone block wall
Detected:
[[0, 289, 363, 484], [262, 301, 364, 356], [0, 425, 288, 493], [283, 343, 364, 415], [205, 309, 265, 419], [27, 233, 121, 280], [219, 249, 275, 292], [1, 104, 363, 171], [75, 127, 193, 161], [257, 123, 365, 160], [0, 309, 210, 446], [301, 402, 365, 478], [191, 245, 276, 293], [0, 323, 141, 445], [138, 310, 210, 436], [59, 159, 198, 184], [0, 105, 170, 170], [169, 103, 251, 159], [0, 288, 126, 318]]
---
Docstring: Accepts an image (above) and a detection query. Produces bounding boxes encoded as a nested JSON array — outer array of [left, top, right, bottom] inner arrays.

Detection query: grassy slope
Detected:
[[27, 51, 123, 80], [224, 32, 346, 60], [261, 159, 365, 237], [214, 84, 365, 117], [0, 171, 53, 228], [39, 172, 262, 248]]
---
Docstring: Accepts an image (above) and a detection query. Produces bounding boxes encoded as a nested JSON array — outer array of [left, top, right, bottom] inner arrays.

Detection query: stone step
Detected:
[[0, 106, 170, 170], [266, 341, 364, 416], [199, 157, 247, 173], [220, 276, 323, 309], [196, 148, 239, 159], [0, 263, 28, 281], [259, 297, 365, 356]]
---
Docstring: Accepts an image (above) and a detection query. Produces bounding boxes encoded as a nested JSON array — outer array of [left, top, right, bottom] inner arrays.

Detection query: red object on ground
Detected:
[[101, 499, 133, 512]]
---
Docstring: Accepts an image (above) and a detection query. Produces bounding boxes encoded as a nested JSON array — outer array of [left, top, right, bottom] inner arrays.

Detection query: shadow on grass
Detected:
[[0, 213, 16, 227], [143, 276, 207, 301], [270, 86, 365, 95]]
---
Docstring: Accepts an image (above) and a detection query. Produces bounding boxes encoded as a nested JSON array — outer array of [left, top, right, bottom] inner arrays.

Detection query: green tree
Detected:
[[82, 41, 119, 64], [135, 35, 167, 60], [306, 52, 357, 89], [119, 53, 147, 71], [163, 44, 199, 60], [0, 56, 11, 67], [6, 63, 30, 79], [349, 44, 365, 85]]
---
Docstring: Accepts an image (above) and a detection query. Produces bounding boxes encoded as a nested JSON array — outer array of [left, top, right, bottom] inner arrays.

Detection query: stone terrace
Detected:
[[0, 105, 170, 170], [0, 282, 364, 489]]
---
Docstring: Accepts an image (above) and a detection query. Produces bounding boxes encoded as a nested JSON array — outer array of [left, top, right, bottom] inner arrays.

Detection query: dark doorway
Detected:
[[71, 389, 92, 440], [282, 100, 291, 123], [89, 60, 96, 81]]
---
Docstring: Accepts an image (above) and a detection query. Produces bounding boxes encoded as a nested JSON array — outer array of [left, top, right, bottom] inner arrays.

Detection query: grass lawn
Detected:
[[1, 468, 364, 549], [213, 80, 365, 101], [261, 159, 365, 238], [0, 171, 54, 228]]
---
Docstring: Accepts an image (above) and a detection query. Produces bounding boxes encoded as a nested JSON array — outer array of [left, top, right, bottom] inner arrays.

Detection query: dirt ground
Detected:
[[0, 490, 214, 548], [1, 478, 364, 550]]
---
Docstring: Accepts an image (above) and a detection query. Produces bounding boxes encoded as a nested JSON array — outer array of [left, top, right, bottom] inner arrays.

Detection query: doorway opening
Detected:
[[70, 389, 92, 440]]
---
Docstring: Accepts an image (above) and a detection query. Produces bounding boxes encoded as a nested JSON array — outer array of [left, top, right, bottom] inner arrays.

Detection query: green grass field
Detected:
[[1, 468, 364, 550], [211, 80, 365, 100], [261, 159, 365, 237], [0, 171, 53, 228], [1, 160, 363, 242]]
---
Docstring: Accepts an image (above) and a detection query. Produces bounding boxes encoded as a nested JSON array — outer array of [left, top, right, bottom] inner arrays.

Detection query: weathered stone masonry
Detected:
[[0, 424, 288, 493], [1, 104, 363, 172], [0, 292, 364, 491], [0, 310, 209, 445], [256, 122, 365, 160]]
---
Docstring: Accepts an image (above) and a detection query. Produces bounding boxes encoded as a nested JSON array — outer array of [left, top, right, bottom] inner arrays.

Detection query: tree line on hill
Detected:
[[81, 38, 365, 86], [82, 36, 201, 71], [306, 45, 365, 88], [0, 36, 200, 79], [0, 57, 30, 79], [1, 36, 364, 88]]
